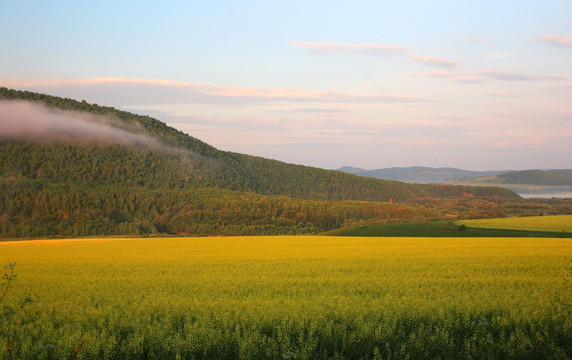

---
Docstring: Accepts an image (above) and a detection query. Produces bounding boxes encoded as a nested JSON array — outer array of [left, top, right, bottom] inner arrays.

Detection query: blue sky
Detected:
[[1, 0, 571, 170]]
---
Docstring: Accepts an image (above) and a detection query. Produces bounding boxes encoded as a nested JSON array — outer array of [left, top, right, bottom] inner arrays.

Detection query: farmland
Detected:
[[325, 215, 572, 238], [1, 236, 571, 359], [324, 220, 572, 238], [457, 215, 572, 233]]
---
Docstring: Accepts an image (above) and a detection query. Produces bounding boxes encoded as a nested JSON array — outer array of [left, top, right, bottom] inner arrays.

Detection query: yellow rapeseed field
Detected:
[[0, 236, 571, 359], [457, 214, 572, 232]]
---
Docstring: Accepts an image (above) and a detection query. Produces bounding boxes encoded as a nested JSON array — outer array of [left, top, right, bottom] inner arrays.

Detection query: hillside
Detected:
[[1, 88, 520, 202], [0, 87, 524, 237]]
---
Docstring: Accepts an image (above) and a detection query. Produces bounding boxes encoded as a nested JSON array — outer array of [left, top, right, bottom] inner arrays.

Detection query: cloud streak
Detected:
[[0, 77, 430, 106], [291, 41, 464, 70], [483, 70, 562, 82], [410, 55, 462, 69], [539, 35, 572, 49], [409, 71, 487, 83], [289, 41, 411, 56]]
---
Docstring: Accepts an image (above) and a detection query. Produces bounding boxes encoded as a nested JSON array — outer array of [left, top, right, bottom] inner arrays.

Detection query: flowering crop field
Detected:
[[457, 214, 572, 233], [1, 236, 571, 359]]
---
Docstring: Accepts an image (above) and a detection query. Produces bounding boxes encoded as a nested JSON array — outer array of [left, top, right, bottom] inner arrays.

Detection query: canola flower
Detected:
[[457, 214, 572, 233], [0, 235, 570, 359]]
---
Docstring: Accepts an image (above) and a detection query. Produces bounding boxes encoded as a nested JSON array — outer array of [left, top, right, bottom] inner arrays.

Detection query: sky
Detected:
[[1, 0, 571, 171]]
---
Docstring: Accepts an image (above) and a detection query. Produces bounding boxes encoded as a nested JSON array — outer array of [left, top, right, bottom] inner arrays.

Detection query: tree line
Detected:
[[0, 180, 437, 238]]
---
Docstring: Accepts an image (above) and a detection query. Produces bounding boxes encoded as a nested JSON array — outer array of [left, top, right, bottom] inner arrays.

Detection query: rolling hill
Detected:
[[338, 166, 572, 186], [458, 170, 572, 197], [338, 166, 506, 183], [339, 166, 572, 198], [0, 87, 524, 238], [496, 170, 572, 186]]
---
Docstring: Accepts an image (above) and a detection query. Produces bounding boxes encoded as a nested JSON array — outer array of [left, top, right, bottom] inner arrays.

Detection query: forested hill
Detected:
[[0, 87, 517, 201], [0, 87, 521, 237]]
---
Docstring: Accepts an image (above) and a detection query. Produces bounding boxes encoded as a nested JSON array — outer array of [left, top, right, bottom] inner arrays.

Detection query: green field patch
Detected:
[[324, 220, 572, 238]]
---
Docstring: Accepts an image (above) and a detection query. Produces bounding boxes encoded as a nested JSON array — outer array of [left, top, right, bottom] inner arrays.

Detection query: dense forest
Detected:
[[1, 87, 569, 238], [0, 180, 437, 237]]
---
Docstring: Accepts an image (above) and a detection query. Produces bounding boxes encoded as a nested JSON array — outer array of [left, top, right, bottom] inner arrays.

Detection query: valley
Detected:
[[2, 2, 571, 359], [6, 88, 565, 239], [1, 88, 571, 360]]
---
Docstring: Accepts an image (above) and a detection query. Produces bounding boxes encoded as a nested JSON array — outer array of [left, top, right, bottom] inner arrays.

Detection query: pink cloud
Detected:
[[491, 135, 543, 149], [0, 77, 431, 105], [485, 92, 521, 98], [483, 70, 562, 82], [409, 71, 487, 83], [539, 35, 572, 49], [289, 41, 411, 56], [409, 71, 457, 78], [452, 76, 488, 83], [410, 55, 462, 69], [290, 41, 465, 72]]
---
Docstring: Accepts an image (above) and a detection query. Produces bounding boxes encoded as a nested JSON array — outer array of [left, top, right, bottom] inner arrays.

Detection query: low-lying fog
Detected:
[[0, 100, 166, 150]]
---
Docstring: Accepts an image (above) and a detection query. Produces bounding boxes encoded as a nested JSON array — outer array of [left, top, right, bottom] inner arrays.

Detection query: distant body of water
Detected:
[[519, 192, 572, 199]]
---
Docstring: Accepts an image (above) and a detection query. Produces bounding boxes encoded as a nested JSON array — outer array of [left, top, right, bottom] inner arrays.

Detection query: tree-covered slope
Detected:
[[0, 87, 519, 202], [1, 178, 437, 237]]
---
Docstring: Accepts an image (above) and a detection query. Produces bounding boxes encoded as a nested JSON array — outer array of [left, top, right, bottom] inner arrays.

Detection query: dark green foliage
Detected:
[[408, 197, 572, 219], [0, 178, 436, 237], [8, 310, 571, 359]]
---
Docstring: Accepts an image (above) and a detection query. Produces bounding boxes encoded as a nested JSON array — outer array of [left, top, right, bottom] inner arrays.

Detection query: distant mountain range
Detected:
[[339, 167, 572, 196], [338, 166, 506, 183]]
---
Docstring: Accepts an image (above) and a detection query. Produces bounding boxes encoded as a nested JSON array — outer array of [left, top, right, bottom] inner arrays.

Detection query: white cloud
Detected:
[[410, 55, 462, 69], [483, 70, 562, 82]]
